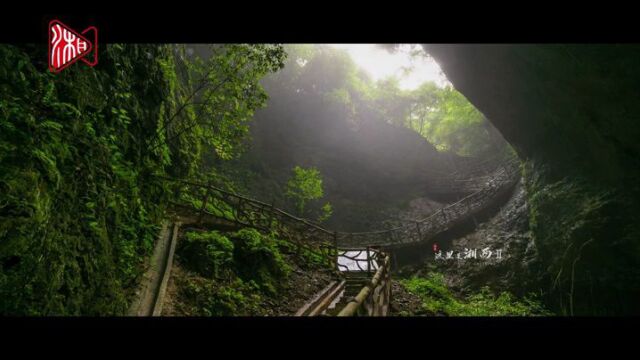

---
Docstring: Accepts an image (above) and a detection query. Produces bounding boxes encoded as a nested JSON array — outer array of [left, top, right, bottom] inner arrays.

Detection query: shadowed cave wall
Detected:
[[425, 44, 640, 315]]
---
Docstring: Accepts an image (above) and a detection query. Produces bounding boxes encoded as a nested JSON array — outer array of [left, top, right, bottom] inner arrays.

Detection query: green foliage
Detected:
[[318, 202, 333, 223], [179, 276, 261, 316], [177, 228, 290, 296], [298, 247, 329, 269], [268, 233, 331, 270], [0, 43, 284, 315], [0, 44, 176, 315], [414, 86, 487, 155], [374, 80, 504, 157], [266, 45, 505, 158], [231, 228, 291, 295], [285, 166, 325, 217], [401, 273, 550, 316], [174, 227, 308, 316], [523, 160, 640, 315], [462, 288, 551, 316], [178, 231, 234, 278], [163, 44, 285, 164]]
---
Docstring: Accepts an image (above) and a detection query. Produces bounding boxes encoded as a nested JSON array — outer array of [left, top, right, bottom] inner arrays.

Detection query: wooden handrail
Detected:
[[155, 156, 520, 248], [337, 255, 391, 317], [295, 280, 346, 316]]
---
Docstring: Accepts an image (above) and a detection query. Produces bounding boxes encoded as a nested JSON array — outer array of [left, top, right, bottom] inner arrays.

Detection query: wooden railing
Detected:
[[427, 153, 511, 195], [159, 175, 340, 269], [337, 158, 520, 248], [158, 157, 519, 317], [158, 157, 520, 251], [294, 248, 392, 317], [337, 249, 392, 317], [294, 280, 346, 316]]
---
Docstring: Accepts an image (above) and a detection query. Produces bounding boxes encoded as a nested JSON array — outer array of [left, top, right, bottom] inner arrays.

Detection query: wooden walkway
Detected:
[[147, 157, 520, 316]]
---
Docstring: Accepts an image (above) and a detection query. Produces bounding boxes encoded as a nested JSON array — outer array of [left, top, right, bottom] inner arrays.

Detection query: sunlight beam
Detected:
[[328, 44, 451, 90]]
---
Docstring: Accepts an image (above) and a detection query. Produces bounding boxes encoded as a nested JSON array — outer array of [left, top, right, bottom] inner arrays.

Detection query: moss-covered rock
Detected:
[[0, 44, 176, 315], [523, 160, 640, 315]]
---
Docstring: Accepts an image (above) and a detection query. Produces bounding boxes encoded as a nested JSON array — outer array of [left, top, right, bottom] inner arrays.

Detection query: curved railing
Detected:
[[336, 158, 520, 248], [158, 157, 520, 250]]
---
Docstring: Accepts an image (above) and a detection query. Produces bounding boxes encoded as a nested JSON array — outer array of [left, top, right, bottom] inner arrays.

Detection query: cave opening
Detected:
[[5, 40, 639, 317]]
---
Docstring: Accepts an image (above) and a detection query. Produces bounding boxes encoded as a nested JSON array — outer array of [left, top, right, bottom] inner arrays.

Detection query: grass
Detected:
[[401, 272, 551, 316]]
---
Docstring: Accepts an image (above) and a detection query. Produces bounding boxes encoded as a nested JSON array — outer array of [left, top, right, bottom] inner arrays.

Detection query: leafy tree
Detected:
[[154, 44, 286, 178], [318, 202, 333, 223], [369, 78, 506, 157], [285, 166, 330, 220]]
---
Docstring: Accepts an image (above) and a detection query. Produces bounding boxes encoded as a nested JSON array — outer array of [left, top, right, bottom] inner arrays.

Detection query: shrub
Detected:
[[230, 228, 291, 295], [401, 272, 551, 316], [178, 230, 234, 278], [179, 276, 260, 316]]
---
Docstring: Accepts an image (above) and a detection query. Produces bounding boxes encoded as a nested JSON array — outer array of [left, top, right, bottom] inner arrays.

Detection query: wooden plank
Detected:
[[308, 280, 346, 316], [295, 280, 345, 316]]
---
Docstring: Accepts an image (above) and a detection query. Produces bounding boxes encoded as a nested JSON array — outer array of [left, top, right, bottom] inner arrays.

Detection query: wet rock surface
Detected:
[[427, 182, 539, 297], [393, 181, 540, 300], [425, 45, 640, 314], [396, 197, 444, 221]]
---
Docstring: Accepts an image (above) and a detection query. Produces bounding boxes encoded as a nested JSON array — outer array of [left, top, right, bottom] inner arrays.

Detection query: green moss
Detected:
[[175, 228, 299, 315], [174, 225, 335, 316], [231, 228, 291, 295], [0, 44, 178, 315], [0, 44, 286, 315], [178, 231, 234, 278], [178, 276, 262, 316], [523, 159, 640, 315]]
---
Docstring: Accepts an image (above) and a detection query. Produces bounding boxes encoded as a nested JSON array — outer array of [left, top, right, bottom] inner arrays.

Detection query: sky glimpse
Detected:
[[329, 44, 451, 90]]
